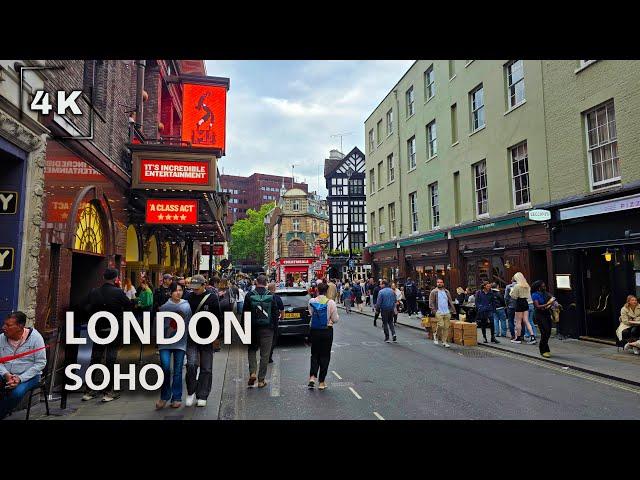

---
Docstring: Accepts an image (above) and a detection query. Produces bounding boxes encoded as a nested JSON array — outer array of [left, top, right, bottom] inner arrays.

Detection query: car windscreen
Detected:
[[277, 292, 311, 309]]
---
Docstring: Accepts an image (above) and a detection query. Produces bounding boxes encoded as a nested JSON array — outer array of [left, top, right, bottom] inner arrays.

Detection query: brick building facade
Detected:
[[221, 173, 307, 225]]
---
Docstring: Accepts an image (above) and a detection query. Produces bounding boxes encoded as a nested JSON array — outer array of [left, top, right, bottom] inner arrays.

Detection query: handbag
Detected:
[[420, 317, 430, 328]]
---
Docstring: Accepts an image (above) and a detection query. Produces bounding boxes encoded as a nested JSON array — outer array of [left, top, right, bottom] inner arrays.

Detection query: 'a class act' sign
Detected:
[[146, 199, 198, 224]]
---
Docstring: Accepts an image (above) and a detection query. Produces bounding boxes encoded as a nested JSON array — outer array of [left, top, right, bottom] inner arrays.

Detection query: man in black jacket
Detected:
[[153, 273, 173, 314], [185, 274, 222, 407], [82, 268, 136, 403], [404, 277, 418, 318]]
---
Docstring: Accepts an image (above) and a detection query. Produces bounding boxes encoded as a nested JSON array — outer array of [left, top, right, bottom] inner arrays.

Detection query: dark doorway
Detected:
[[582, 248, 613, 338], [69, 253, 104, 315], [530, 250, 549, 286]]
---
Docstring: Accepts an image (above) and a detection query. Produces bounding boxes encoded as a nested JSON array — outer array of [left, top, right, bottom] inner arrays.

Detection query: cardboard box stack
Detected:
[[451, 321, 478, 346]]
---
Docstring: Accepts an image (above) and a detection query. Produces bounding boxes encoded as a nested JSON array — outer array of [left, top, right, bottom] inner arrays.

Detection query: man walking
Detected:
[[82, 268, 136, 403], [476, 281, 500, 344], [404, 277, 418, 317], [153, 273, 173, 316], [429, 278, 456, 348], [375, 280, 397, 343], [491, 283, 508, 337], [267, 282, 284, 364], [326, 278, 338, 302], [185, 275, 222, 407], [243, 274, 280, 388], [366, 278, 375, 310]]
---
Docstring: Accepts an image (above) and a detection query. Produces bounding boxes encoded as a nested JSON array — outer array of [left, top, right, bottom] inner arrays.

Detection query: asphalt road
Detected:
[[219, 309, 640, 420]]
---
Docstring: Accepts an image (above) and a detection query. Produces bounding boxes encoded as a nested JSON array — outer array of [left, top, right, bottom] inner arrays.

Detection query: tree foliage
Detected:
[[229, 202, 275, 265]]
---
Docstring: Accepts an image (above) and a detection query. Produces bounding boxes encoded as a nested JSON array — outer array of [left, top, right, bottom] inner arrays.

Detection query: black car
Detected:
[[276, 288, 311, 337]]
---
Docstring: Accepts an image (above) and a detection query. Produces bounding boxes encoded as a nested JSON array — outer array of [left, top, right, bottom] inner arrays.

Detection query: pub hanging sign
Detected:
[[181, 83, 227, 151]]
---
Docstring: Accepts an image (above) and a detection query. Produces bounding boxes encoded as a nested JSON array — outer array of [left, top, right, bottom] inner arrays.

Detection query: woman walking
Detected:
[[308, 282, 339, 390], [342, 282, 353, 314], [392, 283, 402, 324], [156, 282, 192, 409], [353, 280, 364, 313], [531, 280, 554, 358], [510, 272, 536, 344]]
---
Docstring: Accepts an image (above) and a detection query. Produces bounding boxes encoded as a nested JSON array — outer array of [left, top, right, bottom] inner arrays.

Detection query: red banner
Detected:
[[211, 244, 224, 255], [280, 258, 314, 265], [181, 83, 226, 150], [140, 159, 209, 185], [146, 199, 198, 224]]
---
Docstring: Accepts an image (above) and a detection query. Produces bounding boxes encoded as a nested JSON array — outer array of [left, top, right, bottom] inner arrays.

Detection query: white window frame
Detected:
[[370, 212, 377, 243], [376, 119, 383, 146], [470, 84, 485, 132], [427, 120, 437, 159], [292, 219, 300, 231], [387, 153, 395, 183], [584, 100, 621, 190], [389, 202, 396, 238], [506, 60, 525, 109], [429, 182, 439, 229], [407, 136, 416, 170], [386, 109, 393, 136], [409, 192, 419, 233], [406, 86, 415, 118], [293, 200, 301, 211], [473, 160, 488, 217], [368, 129, 374, 151], [369, 168, 376, 194], [424, 64, 435, 101], [510, 141, 531, 209], [377, 161, 384, 190], [448, 60, 456, 80]]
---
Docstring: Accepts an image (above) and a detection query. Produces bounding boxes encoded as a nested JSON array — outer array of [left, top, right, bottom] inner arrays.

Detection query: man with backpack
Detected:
[[308, 281, 339, 390], [185, 275, 222, 407], [243, 274, 280, 388], [404, 277, 418, 318]]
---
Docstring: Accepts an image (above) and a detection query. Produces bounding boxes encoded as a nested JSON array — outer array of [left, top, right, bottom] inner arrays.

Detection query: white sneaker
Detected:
[[186, 393, 196, 407], [443, 342, 450, 348], [196, 399, 207, 407], [634, 347, 640, 356], [433, 339, 439, 345]]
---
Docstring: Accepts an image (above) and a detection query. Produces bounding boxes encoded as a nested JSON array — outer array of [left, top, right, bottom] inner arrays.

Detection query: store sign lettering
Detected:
[[560, 193, 640, 220], [0, 192, 17, 214], [145, 200, 198, 225], [0, 248, 14, 271]]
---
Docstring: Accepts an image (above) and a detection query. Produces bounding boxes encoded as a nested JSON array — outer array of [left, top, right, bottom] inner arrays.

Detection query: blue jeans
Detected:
[[236, 301, 244, 317], [525, 304, 537, 338], [0, 374, 41, 419], [159, 350, 185, 402], [493, 308, 508, 336], [507, 308, 516, 338]]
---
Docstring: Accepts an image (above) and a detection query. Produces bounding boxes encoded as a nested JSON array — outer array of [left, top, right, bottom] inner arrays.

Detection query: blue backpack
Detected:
[[311, 298, 329, 329]]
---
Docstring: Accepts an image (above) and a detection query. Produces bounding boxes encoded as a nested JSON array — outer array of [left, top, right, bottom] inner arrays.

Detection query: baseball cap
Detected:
[[188, 274, 206, 288]]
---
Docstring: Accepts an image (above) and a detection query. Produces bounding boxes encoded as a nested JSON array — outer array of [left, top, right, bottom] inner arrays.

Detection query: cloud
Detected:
[[207, 60, 415, 196]]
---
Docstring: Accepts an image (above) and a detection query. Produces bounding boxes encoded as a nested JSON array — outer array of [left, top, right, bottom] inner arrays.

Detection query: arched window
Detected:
[[288, 239, 305, 257], [74, 202, 105, 254]]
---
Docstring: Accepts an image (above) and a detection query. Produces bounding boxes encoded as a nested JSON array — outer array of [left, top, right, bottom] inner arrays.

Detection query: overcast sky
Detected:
[[205, 60, 415, 197]]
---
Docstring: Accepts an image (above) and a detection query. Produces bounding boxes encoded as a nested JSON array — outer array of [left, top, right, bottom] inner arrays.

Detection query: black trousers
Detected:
[[406, 297, 417, 315], [622, 325, 640, 343], [310, 328, 333, 382], [269, 327, 279, 360], [186, 340, 214, 400], [85, 337, 121, 393], [381, 309, 396, 339], [478, 312, 495, 340], [537, 313, 552, 355]]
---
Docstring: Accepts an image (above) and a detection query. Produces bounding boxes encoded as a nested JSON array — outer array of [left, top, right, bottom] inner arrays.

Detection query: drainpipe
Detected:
[[135, 60, 146, 131], [393, 90, 403, 237]]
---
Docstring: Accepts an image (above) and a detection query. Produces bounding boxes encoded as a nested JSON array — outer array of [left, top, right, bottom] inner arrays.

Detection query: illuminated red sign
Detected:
[[211, 245, 224, 256], [146, 199, 198, 224], [280, 258, 314, 266], [140, 159, 209, 185], [181, 83, 226, 150]]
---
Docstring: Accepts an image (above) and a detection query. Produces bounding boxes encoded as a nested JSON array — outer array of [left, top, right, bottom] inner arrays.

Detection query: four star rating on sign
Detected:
[[157, 214, 187, 221]]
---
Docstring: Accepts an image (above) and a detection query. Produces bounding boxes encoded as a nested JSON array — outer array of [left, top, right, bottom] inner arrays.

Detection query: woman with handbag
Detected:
[[510, 272, 536, 344]]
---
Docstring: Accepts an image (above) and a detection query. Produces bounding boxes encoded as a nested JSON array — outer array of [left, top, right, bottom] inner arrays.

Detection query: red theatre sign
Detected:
[[146, 199, 198, 225], [140, 159, 209, 185], [181, 83, 227, 150]]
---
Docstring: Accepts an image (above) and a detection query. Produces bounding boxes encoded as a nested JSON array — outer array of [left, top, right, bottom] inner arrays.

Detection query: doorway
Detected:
[[69, 252, 105, 315]]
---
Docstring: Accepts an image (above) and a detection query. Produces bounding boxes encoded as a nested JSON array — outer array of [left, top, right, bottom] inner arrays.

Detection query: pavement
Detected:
[[13, 307, 640, 420], [341, 303, 640, 385]]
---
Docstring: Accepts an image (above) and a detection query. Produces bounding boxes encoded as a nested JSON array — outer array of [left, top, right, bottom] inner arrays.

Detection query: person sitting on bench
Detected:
[[0, 311, 47, 420], [617, 295, 640, 354]]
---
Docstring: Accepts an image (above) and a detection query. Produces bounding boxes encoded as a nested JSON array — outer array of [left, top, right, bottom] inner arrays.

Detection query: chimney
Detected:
[[329, 149, 345, 160]]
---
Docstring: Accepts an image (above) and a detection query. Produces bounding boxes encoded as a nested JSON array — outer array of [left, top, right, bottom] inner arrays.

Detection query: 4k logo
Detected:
[[0, 248, 14, 271], [18, 64, 94, 140], [30, 90, 82, 115]]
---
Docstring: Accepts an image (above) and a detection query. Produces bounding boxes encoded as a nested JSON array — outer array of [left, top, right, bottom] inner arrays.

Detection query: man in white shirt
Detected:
[[428, 278, 456, 348]]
